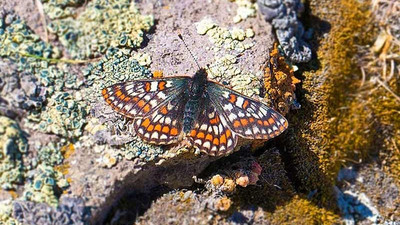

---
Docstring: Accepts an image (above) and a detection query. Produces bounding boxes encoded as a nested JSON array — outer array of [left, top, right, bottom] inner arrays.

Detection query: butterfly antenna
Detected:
[[178, 34, 201, 69]]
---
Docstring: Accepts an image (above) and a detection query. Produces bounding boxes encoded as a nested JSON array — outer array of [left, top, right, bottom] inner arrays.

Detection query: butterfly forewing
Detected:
[[187, 102, 238, 156], [134, 94, 187, 144], [207, 82, 288, 139], [102, 77, 189, 118]]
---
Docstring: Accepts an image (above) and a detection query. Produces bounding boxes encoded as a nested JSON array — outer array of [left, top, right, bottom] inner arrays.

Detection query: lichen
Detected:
[[22, 164, 69, 207], [196, 18, 254, 53], [44, 0, 154, 59], [0, 200, 20, 225], [257, 0, 312, 63], [231, 0, 258, 23], [0, 116, 28, 190], [26, 91, 87, 138], [263, 43, 301, 115]]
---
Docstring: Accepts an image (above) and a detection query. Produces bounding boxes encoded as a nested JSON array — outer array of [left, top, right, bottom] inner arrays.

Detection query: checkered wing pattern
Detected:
[[207, 82, 288, 139], [187, 102, 238, 156], [102, 77, 189, 118], [134, 94, 187, 144]]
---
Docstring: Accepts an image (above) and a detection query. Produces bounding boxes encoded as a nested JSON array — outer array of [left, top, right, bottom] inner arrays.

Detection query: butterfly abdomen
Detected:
[[183, 99, 201, 133]]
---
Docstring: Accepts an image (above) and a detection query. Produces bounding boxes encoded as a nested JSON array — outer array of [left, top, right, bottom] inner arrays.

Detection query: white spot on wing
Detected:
[[151, 132, 159, 139], [165, 117, 171, 124], [150, 82, 158, 91], [160, 134, 168, 139], [223, 103, 233, 111], [245, 129, 252, 135], [236, 97, 244, 108], [203, 141, 211, 149], [200, 124, 208, 130]]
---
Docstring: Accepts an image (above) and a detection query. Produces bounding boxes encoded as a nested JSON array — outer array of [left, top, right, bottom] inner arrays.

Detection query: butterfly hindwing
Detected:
[[134, 93, 187, 144], [102, 77, 189, 118], [187, 102, 238, 156], [207, 82, 288, 139]]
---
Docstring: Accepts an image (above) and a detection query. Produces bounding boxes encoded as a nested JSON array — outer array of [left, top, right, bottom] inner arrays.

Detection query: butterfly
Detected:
[[102, 68, 288, 156]]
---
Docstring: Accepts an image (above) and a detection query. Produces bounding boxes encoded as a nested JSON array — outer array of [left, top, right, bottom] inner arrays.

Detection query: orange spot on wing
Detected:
[[162, 126, 170, 133], [141, 118, 150, 127], [170, 127, 179, 136], [213, 138, 219, 145], [240, 118, 249, 126], [138, 100, 145, 107], [154, 124, 162, 131], [197, 132, 205, 138], [257, 120, 263, 125], [143, 104, 151, 113], [102, 89, 107, 96], [160, 106, 168, 115], [124, 96, 131, 102], [229, 94, 237, 103], [210, 116, 220, 124], [106, 98, 112, 105], [103, 93, 109, 99], [226, 130, 232, 138], [249, 118, 255, 123], [132, 97, 139, 102], [147, 125, 154, 131], [279, 125, 285, 131], [115, 90, 122, 97], [220, 134, 226, 144], [242, 100, 249, 109], [190, 129, 197, 137], [233, 120, 241, 128], [263, 120, 269, 126], [205, 134, 213, 141], [268, 117, 276, 125], [145, 82, 151, 92], [120, 94, 126, 100], [158, 81, 166, 91]]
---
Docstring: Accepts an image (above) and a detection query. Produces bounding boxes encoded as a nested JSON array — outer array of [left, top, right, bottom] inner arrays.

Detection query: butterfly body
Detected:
[[183, 68, 208, 134], [102, 68, 288, 156]]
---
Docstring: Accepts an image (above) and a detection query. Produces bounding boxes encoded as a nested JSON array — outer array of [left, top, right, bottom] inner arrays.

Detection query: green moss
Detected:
[[267, 196, 340, 225]]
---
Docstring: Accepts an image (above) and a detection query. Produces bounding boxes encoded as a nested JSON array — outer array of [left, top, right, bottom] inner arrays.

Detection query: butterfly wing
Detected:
[[187, 101, 238, 156], [134, 93, 187, 144], [206, 82, 288, 139], [102, 77, 189, 118]]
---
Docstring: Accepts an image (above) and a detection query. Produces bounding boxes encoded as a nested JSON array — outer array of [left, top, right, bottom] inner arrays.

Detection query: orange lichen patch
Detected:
[[211, 174, 224, 187], [154, 124, 162, 131], [141, 118, 151, 127], [145, 82, 151, 92], [263, 43, 301, 115], [240, 118, 249, 126], [160, 106, 168, 115], [233, 120, 241, 128], [55, 163, 71, 176], [197, 132, 205, 138], [229, 94, 237, 103], [60, 144, 75, 159], [7, 190, 18, 199], [158, 81, 166, 90], [153, 70, 164, 78], [205, 134, 213, 141], [242, 100, 249, 109], [170, 127, 179, 135], [162, 126, 170, 133]]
